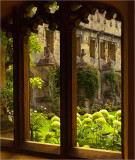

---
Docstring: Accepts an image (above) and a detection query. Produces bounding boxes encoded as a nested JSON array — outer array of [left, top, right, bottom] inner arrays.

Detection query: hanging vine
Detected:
[[77, 65, 99, 106], [102, 70, 120, 104]]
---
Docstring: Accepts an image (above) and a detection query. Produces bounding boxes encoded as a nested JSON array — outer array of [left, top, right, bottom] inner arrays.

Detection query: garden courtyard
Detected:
[[1, 6, 122, 152]]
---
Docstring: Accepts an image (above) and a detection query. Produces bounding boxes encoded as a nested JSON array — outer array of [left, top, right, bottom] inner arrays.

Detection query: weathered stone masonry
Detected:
[[30, 10, 121, 110]]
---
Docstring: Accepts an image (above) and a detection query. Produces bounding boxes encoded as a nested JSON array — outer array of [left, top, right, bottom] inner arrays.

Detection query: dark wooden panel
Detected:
[[128, 1, 135, 159]]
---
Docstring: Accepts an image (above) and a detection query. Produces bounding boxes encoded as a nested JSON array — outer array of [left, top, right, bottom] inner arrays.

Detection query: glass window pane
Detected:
[[0, 32, 14, 138], [29, 23, 60, 144], [75, 10, 122, 151]]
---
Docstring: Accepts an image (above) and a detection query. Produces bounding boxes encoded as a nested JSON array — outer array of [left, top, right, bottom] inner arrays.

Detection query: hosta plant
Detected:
[[42, 110, 121, 151]]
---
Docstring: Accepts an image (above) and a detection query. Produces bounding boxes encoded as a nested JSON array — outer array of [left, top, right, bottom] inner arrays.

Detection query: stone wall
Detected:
[[76, 28, 121, 71], [30, 11, 121, 111]]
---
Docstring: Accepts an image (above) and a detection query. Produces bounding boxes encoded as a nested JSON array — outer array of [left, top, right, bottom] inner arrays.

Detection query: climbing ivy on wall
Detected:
[[46, 65, 99, 109], [47, 66, 60, 116], [102, 70, 120, 103], [77, 66, 99, 106]]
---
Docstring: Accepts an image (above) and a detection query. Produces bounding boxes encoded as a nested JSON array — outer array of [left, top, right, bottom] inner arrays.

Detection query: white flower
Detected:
[[51, 116, 60, 122], [96, 117, 106, 125], [51, 121, 60, 128], [113, 120, 121, 127], [99, 109, 109, 118]]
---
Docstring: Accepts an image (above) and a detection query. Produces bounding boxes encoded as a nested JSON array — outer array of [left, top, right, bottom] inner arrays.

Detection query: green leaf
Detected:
[[115, 143, 122, 147], [102, 132, 111, 136], [97, 134, 105, 139], [97, 123, 103, 129]]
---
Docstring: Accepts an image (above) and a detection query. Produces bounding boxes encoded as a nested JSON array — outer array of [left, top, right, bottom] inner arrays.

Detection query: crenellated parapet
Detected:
[[80, 10, 121, 37]]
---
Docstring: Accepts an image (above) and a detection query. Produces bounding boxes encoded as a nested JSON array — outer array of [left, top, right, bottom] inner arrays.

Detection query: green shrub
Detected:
[[77, 113, 81, 118], [111, 130, 119, 136], [112, 106, 118, 111], [45, 132, 54, 140], [82, 118, 92, 125], [46, 66, 60, 116], [42, 109, 121, 151], [77, 106, 81, 112], [113, 120, 121, 127], [92, 112, 103, 121], [108, 115, 114, 124], [51, 121, 60, 129], [102, 70, 120, 103], [77, 117, 82, 126], [37, 106, 46, 113], [96, 117, 106, 125], [117, 106, 121, 110], [30, 109, 47, 141], [115, 110, 121, 121], [78, 108, 88, 115], [83, 113, 92, 119], [105, 106, 112, 112], [1, 115, 14, 131], [51, 116, 60, 122], [91, 108, 97, 114], [99, 109, 109, 118], [47, 113, 56, 119], [83, 124, 91, 130], [77, 66, 99, 106]]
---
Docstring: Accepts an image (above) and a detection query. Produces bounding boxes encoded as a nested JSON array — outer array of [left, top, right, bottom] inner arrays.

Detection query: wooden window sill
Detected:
[[19, 141, 60, 155], [69, 147, 122, 159]]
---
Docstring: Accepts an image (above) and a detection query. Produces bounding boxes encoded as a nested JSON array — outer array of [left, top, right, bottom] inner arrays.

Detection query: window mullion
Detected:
[[13, 7, 30, 146], [60, 26, 77, 155]]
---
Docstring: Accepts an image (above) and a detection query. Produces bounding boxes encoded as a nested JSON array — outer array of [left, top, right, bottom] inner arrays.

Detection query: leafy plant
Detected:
[[47, 113, 56, 120], [45, 66, 60, 115], [30, 77, 44, 89], [33, 110, 121, 151], [0, 31, 43, 115], [78, 107, 88, 115], [115, 110, 121, 121], [1, 65, 13, 113], [76, 110, 121, 151], [50, 1, 59, 9], [44, 116, 60, 144], [30, 109, 47, 141], [29, 32, 43, 66], [102, 70, 120, 104], [77, 66, 99, 106]]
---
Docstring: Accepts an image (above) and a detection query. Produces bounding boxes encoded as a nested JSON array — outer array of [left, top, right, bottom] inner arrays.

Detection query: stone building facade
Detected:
[[30, 10, 121, 110]]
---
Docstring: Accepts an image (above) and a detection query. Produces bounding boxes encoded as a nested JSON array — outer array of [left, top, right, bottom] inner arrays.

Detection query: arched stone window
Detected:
[[1, 1, 134, 159]]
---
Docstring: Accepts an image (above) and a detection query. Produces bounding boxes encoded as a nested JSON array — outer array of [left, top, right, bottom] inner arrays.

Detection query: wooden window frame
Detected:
[[108, 42, 116, 61], [76, 35, 81, 57], [100, 41, 106, 60], [89, 37, 96, 58], [1, 1, 135, 159]]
